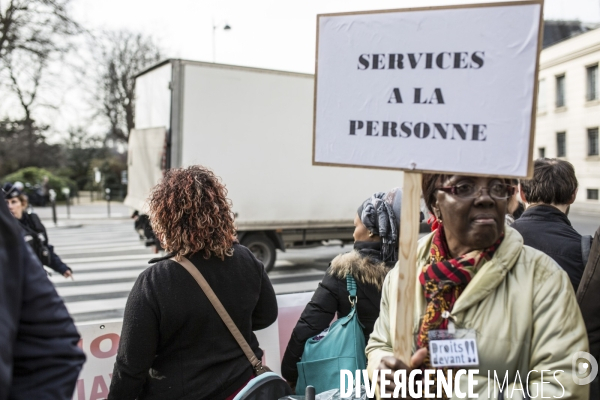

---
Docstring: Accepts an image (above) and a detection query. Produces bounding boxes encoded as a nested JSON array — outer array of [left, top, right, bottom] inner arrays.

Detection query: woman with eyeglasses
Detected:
[[366, 175, 589, 399]]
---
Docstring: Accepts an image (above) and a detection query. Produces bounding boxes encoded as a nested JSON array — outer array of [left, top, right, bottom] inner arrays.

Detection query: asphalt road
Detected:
[[37, 203, 349, 323], [33, 201, 599, 324]]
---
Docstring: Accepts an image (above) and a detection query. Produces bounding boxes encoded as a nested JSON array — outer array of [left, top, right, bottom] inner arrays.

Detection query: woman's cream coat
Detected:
[[366, 227, 589, 399]]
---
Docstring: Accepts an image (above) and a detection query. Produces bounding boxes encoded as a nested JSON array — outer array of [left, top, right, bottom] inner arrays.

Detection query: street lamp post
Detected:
[[49, 189, 57, 225], [212, 20, 231, 63], [105, 188, 111, 218], [62, 187, 71, 219], [94, 167, 101, 202]]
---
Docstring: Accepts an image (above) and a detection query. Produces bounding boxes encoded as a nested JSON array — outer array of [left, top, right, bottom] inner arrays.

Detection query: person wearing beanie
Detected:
[[2, 182, 73, 278], [281, 188, 402, 388]]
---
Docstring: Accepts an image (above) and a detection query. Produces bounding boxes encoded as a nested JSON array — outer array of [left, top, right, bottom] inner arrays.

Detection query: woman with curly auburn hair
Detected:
[[148, 165, 237, 260], [109, 166, 278, 400]]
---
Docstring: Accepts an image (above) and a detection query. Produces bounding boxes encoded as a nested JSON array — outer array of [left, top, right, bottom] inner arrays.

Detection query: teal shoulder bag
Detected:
[[296, 274, 367, 394]]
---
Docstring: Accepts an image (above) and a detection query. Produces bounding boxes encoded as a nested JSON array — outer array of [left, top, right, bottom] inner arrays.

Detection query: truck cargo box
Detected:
[[127, 59, 405, 270]]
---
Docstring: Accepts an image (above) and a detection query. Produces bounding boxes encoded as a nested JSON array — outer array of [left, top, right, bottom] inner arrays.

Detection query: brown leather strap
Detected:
[[172, 256, 265, 373]]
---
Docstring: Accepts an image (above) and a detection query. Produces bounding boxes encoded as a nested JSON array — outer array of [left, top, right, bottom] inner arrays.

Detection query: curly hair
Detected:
[[148, 165, 237, 260]]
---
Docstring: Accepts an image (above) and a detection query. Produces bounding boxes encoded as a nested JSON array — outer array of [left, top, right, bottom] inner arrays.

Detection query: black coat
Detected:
[[0, 200, 85, 400], [18, 212, 70, 275], [281, 242, 392, 383], [577, 225, 600, 399], [511, 205, 585, 291], [108, 244, 278, 400]]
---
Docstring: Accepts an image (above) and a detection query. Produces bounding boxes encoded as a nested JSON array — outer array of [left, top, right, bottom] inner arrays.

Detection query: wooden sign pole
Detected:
[[393, 171, 422, 364]]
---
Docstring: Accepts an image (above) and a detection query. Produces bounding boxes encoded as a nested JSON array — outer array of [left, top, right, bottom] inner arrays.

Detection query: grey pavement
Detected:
[[34, 201, 131, 222], [568, 212, 600, 236], [42, 204, 346, 323]]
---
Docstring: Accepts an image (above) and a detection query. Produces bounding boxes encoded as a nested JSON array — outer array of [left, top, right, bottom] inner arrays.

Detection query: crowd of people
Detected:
[[1, 158, 599, 399]]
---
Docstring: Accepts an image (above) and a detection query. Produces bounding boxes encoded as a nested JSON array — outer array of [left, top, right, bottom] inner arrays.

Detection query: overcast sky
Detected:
[[72, 0, 600, 74], [7, 0, 600, 140]]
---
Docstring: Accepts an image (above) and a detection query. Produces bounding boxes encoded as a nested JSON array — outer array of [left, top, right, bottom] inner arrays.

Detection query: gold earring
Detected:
[[368, 232, 374, 237]]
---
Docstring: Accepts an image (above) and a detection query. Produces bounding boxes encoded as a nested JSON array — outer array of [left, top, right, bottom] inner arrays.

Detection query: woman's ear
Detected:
[[568, 188, 578, 205], [518, 184, 528, 205], [431, 201, 442, 221]]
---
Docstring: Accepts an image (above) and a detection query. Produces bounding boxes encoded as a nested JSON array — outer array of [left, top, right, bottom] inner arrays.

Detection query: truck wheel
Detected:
[[242, 233, 276, 272]]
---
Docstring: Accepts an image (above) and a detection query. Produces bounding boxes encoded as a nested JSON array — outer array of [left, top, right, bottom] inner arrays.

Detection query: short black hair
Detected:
[[520, 158, 578, 205], [422, 174, 447, 214]]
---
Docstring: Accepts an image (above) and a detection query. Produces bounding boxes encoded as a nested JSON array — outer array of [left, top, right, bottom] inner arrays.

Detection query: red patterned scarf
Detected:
[[417, 226, 504, 354]]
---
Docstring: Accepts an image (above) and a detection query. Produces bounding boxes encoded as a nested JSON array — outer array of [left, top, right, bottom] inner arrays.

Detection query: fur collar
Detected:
[[329, 250, 392, 290]]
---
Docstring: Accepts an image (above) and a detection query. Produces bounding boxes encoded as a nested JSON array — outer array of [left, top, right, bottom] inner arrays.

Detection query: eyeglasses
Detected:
[[436, 183, 516, 199]]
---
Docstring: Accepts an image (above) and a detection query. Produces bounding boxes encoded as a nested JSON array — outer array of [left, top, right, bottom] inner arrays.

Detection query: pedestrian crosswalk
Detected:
[[44, 218, 341, 323]]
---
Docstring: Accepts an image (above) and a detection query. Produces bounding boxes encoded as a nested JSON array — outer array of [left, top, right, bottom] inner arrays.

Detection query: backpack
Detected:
[[296, 275, 367, 395]]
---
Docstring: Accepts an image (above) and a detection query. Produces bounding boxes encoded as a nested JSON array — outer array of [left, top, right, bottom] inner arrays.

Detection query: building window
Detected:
[[556, 74, 566, 108], [589, 128, 599, 156], [587, 65, 598, 101], [556, 132, 566, 157], [538, 79, 546, 112], [538, 147, 546, 158], [588, 189, 599, 200]]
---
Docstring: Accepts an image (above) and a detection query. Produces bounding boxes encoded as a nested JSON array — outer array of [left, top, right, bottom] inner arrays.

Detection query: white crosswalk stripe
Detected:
[[44, 217, 337, 323], [66, 297, 130, 315], [56, 282, 135, 297], [50, 268, 147, 284], [60, 259, 151, 272]]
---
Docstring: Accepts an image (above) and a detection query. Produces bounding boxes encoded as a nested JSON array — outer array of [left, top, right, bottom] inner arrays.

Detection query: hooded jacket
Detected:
[[281, 243, 392, 383], [366, 227, 589, 399]]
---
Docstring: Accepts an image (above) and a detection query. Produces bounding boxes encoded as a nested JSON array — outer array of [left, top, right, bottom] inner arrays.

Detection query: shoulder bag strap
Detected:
[[346, 274, 357, 307], [582, 235, 592, 268], [172, 256, 266, 374]]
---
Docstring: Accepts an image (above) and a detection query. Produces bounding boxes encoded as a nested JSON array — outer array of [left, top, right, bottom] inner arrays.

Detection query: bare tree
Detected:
[[95, 31, 161, 143], [0, 0, 79, 171], [0, 0, 78, 62], [5, 49, 53, 161]]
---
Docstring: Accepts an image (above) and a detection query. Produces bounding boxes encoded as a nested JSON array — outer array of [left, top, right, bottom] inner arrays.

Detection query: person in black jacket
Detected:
[[505, 179, 524, 226], [109, 165, 278, 400], [281, 188, 402, 388], [0, 194, 85, 400], [3, 183, 73, 278], [578, 224, 600, 400], [511, 158, 585, 291]]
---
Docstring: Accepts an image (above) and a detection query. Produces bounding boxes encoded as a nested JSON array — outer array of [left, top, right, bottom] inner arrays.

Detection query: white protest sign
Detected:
[[72, 292, 314, 400], [313, 1, 543, 178], [72, 320, 122, 400]]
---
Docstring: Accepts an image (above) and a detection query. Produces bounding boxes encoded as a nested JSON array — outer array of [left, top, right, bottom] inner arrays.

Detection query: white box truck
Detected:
[[125, 59, 404, 271]]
